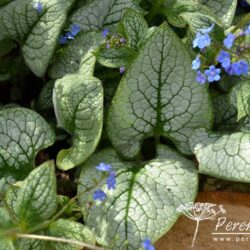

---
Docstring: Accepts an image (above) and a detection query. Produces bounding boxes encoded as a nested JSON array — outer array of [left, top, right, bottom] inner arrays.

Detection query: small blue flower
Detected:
[[93, 189, 107, 201], [238, 60, 249, 75], [58, 35, 67, 45], [225, 65, 234, 75], [205, 65, 221, 82], [192, 56, 201, 70], [244, 25, 250, 35], [193, 32, 211, 49], [200, 24, 215, 34], [102, 28, 109, 38], [196, 71, 206, 84], [223, 33, 235, 49], [229, 60, 249, 76], [70, 24, 81, 36], [96, 162, 112, 172], [65, 31, 74, 40], [120, 66, 125, 74], [106, 43, 111, 49], [106, 171, 116, 190], [142, 239, 155, 250], [216, 50, 231, 69], [34, 2, 43, 14]]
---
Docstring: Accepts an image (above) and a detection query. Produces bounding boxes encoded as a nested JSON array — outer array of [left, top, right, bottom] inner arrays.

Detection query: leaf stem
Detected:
[[16, 233, 103, 250]]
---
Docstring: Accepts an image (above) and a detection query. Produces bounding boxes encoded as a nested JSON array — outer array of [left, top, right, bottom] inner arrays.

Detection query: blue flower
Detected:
[[142, 239, 155, 250], [120, 66, 125, 74], [102, 28, 109, 38], [223, 33, 235, 49], [70, 24, 81, 36], [192, 56, 201, 70], [229, 60, 249, 76], [196, 71, 206, 84], [216, 50, 231, 69], [96, 162, 112, 172], [193, 32, 211, 49], [93, 189, 107, 201], [244, 25, 250, 35], [106, 171, 116, 190], [65, 24, 81, 40], [205, 65, 221, 82], [65, 31, 74, 40], [200, 24, 215, 34], [58, 35, 67, 45], [34, 2, 43, 14]]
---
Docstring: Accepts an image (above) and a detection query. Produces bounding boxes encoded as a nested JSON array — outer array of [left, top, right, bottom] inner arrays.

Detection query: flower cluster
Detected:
[[58, 24, 81, 45], [192, 24, 250, 84], [33, 1, 43, 14], [102, 28, 126, 74], [93, 162, 117, 202], [142, 239, 155, 250]]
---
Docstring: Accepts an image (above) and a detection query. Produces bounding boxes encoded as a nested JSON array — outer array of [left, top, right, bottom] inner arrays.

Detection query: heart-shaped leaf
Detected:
[[53, 68, 103, 170], [212, 94, 237, 131], [0, 107, 55, 180], [48, 219, 96, 250], [15, 161, 57, 228], [201, 0, 237, 28], [0, 0, 74, 76], [107, 23, 212, 159], [163, 0, 222, 32], [190, 128, 250, 183], [49, 32, 103, 79], [18, 237, 47, 250], [70, 0, 142, 32], [236, 80, 250, 121], [78, 144, 198, 249], [35, 81, 55, 111], [0, 239, 15, 250]]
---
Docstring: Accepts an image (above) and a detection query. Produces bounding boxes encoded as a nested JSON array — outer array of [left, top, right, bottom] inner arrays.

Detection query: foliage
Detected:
[[0, 0, 250, 249]]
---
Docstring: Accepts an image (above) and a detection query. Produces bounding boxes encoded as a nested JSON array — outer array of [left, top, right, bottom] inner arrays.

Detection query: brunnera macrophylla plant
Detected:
[[0, 0, 250, 249]]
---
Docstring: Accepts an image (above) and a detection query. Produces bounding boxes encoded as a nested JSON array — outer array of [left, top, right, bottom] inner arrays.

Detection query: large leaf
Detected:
[[163, 0, 222, 32], [35, 81, 55, 110], [0, 107, 55, 180], [190, 128, 250, 183], [212, 94, 237, 131], [0, 239, 15, 250], [15, 161, 57, 228], [70, 0, 142, 32], [48, 219, 95, 250], [18, 237, 47, 250], [49, 31, 103, 79], [107, 23, 212, 159], [0, 207, 14, 228], [0, 0, 74, 76], [236, 80, 250, 121], [78, 144, 198, 249], [53, 72, 103, 170], [201, 0, 237, 28]]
